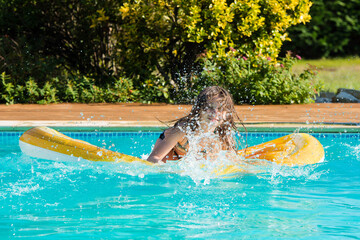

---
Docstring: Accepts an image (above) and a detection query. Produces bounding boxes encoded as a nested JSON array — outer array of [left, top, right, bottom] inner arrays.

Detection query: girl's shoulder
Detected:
[[164, 126, 186, 139]]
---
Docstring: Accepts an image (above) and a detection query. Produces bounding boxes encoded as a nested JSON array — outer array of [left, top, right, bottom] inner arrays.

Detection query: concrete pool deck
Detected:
[[0, 103, 359, 132]]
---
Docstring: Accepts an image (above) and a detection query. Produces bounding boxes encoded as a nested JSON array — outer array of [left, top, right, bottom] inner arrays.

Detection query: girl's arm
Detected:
[[147, 128, 185, 163]]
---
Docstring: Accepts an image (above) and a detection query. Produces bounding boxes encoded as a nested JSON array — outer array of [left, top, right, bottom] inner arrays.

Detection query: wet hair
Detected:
[[174, 86, 247, 151]]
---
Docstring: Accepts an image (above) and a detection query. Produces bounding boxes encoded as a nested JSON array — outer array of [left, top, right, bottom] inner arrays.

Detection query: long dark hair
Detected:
[[174, 86, 247, 151]]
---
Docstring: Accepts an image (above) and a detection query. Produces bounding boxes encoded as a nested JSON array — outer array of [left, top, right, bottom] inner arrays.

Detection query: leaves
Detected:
[[1, 0, 314, 104], [116, 0, 312, 92], [283, 0, 360, 58], [192, 53, 322, 104], [0, 71, 135, 104]]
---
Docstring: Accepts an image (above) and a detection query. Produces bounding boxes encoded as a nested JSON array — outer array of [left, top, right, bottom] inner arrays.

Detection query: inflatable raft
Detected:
[[19, 127, 324, 174]]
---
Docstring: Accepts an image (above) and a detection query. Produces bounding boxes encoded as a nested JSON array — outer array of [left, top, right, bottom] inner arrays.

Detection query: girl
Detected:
[[147, 86, 246, 163]]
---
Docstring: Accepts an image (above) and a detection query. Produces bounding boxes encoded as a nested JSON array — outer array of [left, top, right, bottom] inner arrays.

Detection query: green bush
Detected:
[[1, 73, 44, 104], [117, 0, 313, 94], [1, 54, 322, 105], [1, 0, 313, 103], [39, 81, 58, 104], [0, 71, 135, 104], [0, 72, 15, 104], [282, 0, 360, 58], [133, 77, 171, 104], [103, 77, 136, 103], [190, 52, 322, 104]]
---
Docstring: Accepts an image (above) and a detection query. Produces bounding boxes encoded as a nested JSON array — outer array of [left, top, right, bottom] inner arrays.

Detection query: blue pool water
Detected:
[[0, 131, 359, 239]]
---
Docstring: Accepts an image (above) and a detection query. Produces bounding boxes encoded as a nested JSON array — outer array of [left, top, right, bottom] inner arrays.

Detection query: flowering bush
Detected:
[[190, 52, 322, 104]]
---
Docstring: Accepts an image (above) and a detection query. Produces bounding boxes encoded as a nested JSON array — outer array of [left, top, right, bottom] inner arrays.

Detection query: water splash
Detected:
[[343, 143, 360, 161], [258, 162, 328, 185], [15, 129, 329, 187], [143, 130, 328, 185]]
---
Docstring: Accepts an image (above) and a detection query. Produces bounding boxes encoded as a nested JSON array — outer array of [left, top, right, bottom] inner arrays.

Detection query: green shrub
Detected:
[[282, 0, 360, 58], [133, 77, 171, 104], [0, 72, 15, 104], [1, 0, 313, 98], [0, 72, 34, 104], [0, 71, 135, 104], [70, 76, 98, 103], [117, 0, 313, 92], [1, 0, 319, 104], [104, 77, 136, 103], [58, 74, 136, 103], [25, 78, 41, 103], [38, 81, 58, 104], [191, 52, 322, 104]]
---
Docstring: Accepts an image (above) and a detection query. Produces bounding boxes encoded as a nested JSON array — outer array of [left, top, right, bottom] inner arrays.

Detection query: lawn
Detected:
[[292, 57, 360, 93]]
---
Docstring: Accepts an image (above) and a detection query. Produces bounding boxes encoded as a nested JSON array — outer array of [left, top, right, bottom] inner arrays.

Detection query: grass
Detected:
[[292, 56, 360, 93]]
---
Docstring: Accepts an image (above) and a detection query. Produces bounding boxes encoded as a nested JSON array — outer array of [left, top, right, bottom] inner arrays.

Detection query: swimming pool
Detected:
[[1, 130, 359, 239]]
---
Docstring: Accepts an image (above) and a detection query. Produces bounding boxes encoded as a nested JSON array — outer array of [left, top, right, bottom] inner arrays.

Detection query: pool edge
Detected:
[[0, 121, 359, 133]]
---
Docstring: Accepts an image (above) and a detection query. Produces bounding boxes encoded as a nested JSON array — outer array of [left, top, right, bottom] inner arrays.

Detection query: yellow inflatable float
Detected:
[[19, 127, 324, 174]]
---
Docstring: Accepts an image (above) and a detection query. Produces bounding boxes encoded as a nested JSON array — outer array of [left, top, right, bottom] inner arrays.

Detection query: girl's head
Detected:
[[176, 86, 243, 150], [192, 86, 236, 128]]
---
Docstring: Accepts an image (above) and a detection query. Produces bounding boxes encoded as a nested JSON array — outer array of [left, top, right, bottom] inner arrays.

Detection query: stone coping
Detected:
[[1, 120, 359, 133], [0, 103, 359, 133]]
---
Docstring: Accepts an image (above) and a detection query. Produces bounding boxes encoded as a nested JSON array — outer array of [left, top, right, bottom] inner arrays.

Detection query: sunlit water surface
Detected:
[[0, 131, 359, 239]]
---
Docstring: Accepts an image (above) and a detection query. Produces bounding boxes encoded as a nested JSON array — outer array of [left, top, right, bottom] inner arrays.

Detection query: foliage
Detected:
[[0, 0, 124, 85], [117, 0, 312, 93], [0, 71, 134, 104], [0, 72, 14, 104], [191, 52, 322, 104], [0, 35, 61, 87], [133, 77, 171, 104], [0, 0, 315, 104], [282, 0, 360, 58], [0, 0, 316, 104]]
